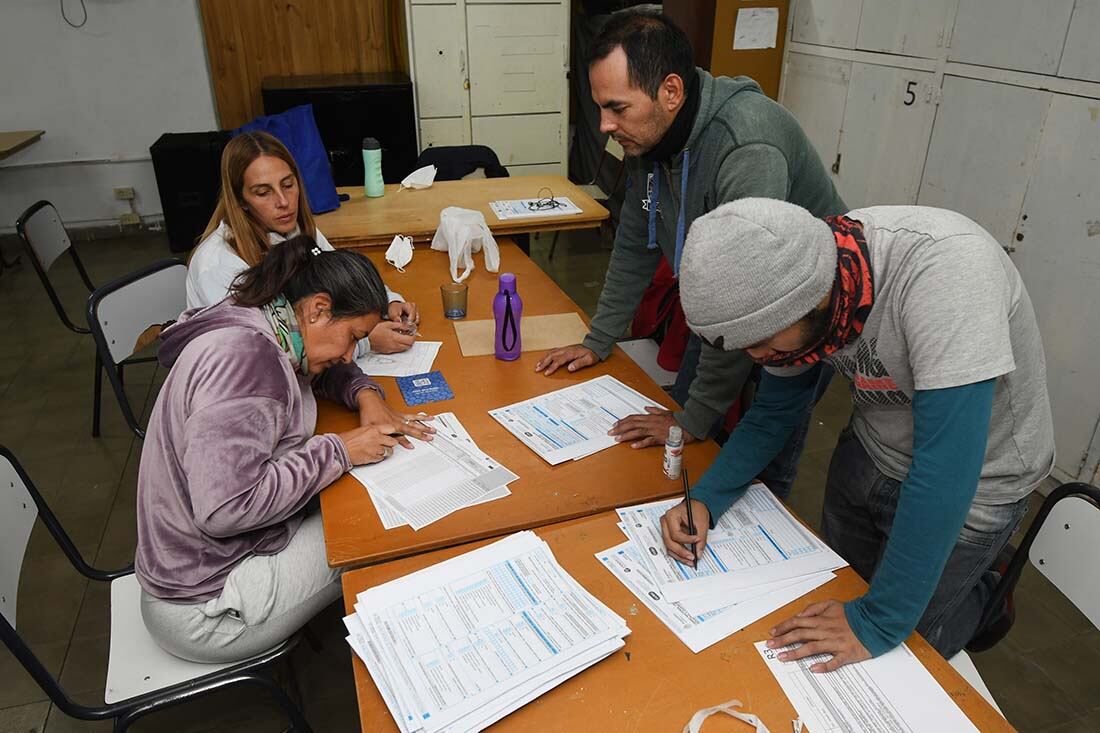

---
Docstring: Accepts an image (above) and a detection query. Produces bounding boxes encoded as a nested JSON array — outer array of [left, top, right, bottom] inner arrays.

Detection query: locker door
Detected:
[[917, 76, 1051, 246], [1059, 0, 1100, 83], [466, 4, 565, 116], [790, 0, 862, 49], [1011, 94, 1100, 482], [948, 0, 1076, 75], [834, 64, 936, 208], [855, 0, 951, 59], [409, 4, 469, 118], [780, 53, 850, 175]]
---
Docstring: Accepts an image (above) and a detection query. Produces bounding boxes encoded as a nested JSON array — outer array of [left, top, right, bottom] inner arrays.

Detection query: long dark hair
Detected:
[[231, 235, 388, 318]]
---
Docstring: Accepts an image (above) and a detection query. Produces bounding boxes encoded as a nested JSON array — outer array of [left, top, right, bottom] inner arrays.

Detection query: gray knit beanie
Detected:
[[680, 198, 837, 350]]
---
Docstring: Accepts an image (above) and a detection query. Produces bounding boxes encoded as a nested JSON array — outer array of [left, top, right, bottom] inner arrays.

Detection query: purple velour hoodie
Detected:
[[134, 300, 380, 602]]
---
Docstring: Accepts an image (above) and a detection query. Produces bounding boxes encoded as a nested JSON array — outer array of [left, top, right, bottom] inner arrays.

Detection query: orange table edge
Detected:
[[341, 511, 1015, 733]]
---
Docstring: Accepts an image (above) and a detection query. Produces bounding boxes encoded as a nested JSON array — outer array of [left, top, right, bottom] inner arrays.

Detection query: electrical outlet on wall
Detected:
[[114, 187, 136, 200]]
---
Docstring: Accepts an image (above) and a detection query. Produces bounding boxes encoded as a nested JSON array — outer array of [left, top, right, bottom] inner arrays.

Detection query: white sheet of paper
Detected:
[[489, 375, 662, 465], [614, 483, 847, 602], [489, 196, 583, 220], [757, 641, 979, 732], [733, 7, 779, 50], [352, 531, 629, 733], [598, 541, 834, 653], [355, 341, 442, 378], [350, 413, 516, 530]]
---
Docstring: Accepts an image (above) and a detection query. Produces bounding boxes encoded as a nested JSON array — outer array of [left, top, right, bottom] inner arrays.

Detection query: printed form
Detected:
[[351, 412, 516, 530], [345, 531, 629, 733], [615, 483, 847, 604], [356, 341, 443, 378], [756, 641, 979, 732], [597, 540, 833, 653], [489, 375, 662, 465]]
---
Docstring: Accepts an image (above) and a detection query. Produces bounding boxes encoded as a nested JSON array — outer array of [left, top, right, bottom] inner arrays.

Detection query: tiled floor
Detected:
[[0, 228, 1096, 732]]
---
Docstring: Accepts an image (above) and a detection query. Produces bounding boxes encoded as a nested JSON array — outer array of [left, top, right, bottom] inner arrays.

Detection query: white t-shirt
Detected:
[[186, 223, 403, 358], [186, 222, 402, 309]]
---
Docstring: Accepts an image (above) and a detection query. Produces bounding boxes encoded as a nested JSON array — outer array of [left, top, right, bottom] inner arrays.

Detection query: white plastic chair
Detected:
[[0, 446, 312, 731], [86, 259, 188, 439]]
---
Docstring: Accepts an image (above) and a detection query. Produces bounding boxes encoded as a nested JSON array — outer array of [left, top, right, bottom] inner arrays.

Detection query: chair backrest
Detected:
[[16, 200, 71, 272], [0, 451, 39, 629], [88, 260, 188, 365], [1029, 489, 1100, 629]]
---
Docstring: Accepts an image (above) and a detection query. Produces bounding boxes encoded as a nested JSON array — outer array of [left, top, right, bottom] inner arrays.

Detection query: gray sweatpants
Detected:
[[141, 511, 342, 663]]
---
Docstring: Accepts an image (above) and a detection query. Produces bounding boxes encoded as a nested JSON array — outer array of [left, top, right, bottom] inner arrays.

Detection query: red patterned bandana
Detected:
[[762, 215, 874, 368]]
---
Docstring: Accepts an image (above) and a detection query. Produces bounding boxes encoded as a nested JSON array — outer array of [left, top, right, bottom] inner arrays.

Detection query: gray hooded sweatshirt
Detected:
[[135, 300, 379, 602], [582, 69, 846, 437]]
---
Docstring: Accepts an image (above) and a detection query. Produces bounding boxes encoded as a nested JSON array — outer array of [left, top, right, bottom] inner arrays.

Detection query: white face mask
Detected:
[[385, 234, 414, 272], [400, 164, 437, 190], [430, 207, 500, 283]]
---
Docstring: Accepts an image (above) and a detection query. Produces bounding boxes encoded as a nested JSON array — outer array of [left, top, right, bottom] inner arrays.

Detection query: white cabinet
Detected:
[[404, 0, 569, 175], [1059, 0, 1100, 83], [855, 0, 951, 59], [781, 53, 849, 170], [790, 0, 862, 48], [1011, 95, 1100, 482], [916, 76, 1050, 246], [947, 0, 1076, 75], [835, 64, 936, 208]]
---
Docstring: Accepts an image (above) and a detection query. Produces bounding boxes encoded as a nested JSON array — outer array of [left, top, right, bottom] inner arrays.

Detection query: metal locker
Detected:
[[834, 63, 937, 208], [947, 0, 1076, 75], [790, 0, 863, 49], [1059, 0, 1100, 84], [917, 76, 1051, 246], [409, 4, 469, 119], [855, 0, 952, 59], [780, 53, 850, 179], [419, 117, 471, 149], [1011, 94, 1100, 482]]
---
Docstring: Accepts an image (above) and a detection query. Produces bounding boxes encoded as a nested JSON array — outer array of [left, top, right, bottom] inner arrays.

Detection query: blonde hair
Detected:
[[198, 131, 317, 266]]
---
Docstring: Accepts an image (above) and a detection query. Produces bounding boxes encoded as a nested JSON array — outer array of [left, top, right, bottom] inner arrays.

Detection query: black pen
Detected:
[[683, 468, 697, 570]]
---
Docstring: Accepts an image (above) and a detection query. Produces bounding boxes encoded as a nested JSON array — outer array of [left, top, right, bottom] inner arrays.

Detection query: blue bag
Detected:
[[234, 104, 340, 213]]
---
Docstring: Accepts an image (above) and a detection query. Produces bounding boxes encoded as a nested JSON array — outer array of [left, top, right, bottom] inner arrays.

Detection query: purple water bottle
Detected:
[[493, 272, 522, 361]]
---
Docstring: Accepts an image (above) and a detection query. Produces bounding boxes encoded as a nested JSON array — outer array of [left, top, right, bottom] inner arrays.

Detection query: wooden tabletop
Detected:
[[0, 130, 44, 161], [317, 240, 719, 568], [315, 175, 609, 247], [342, 510, 1016, 733]]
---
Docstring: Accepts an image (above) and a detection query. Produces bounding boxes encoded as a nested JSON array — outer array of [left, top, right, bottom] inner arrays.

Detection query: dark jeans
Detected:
[[822, 426, 1030, 658], [671, 333, 833, 500]]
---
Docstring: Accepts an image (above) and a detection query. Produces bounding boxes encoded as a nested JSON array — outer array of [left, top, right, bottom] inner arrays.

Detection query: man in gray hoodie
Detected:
[[536, 11, 846, 495]]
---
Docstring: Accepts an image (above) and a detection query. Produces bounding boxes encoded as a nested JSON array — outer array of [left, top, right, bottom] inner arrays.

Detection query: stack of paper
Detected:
[[489, 196, 583, 220], [756, 641, 979, 732], [350, 413, 518, 530], [489, 375, 662, 465], [598, 483, 847, 653], [344, 531, 630, 733], [356, 341, 442, 378]]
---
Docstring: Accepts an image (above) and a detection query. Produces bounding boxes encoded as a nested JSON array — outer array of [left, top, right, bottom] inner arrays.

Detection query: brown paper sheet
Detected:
[[452, 312, 589, 357]]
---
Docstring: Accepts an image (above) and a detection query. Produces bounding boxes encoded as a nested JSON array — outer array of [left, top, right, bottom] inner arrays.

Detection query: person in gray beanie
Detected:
[[661, 198, 1054, 671]]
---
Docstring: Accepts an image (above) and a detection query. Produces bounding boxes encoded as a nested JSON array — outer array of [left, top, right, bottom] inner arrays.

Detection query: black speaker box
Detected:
[[261, 72, 417, 187], [149, 131, 230, 253]]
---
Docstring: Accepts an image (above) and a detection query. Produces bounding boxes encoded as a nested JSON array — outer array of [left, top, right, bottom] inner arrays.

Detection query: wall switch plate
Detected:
[[119, 212, 141, 226], [114, 187, 136, 200]]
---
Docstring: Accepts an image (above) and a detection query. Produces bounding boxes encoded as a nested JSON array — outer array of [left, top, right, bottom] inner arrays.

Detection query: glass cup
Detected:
[[440, 282, 469, 319]]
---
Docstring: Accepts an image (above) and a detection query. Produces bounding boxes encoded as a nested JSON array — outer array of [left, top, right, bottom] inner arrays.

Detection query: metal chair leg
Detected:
[[117, 363, 125, 389], [92, 354, 103, 438], [549, 230, 561, 259], [244, 672, 314, 733]]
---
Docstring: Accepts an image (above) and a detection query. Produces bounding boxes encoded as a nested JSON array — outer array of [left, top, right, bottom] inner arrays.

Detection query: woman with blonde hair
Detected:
[[186, 130, 418, 354]]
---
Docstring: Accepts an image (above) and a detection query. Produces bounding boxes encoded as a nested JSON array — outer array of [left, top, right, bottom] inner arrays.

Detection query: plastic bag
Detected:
[[430, 207, 500, 283]]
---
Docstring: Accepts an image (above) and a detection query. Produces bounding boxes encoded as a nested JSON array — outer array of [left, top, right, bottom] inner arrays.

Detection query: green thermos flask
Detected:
[[362, 137, 384, 198]]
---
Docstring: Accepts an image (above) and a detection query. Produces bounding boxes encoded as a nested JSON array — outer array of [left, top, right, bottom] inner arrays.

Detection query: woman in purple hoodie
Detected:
[[136, 235, 430, 662]]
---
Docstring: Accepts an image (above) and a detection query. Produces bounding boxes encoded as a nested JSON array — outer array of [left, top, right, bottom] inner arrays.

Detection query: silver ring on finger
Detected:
[[403, 417, 412, 426], [383, 446, 393, 458]]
